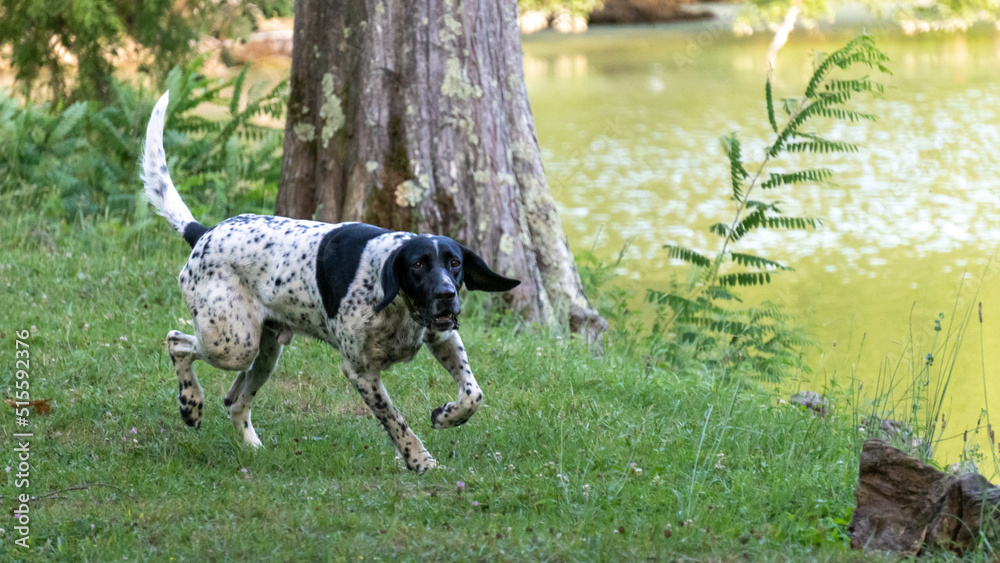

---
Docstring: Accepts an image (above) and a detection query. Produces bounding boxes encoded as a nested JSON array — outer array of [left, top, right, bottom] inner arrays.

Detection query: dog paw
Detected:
[[430, 405, 446, 429], [401, 444, 437, 473], [431, 403, 475, 429], [179, 400, 202, 429], [233, 415, 262, 447], [409, 454, 437, 474]]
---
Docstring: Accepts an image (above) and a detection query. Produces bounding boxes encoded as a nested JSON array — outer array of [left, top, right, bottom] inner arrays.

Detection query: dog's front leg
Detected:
[[342, 360, 436, 473], [425, 331, 483, 429]]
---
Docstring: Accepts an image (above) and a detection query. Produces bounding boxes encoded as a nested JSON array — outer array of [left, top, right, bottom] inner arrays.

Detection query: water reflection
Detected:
[[528, 28, 1000, 267], [523, 53, 589, 80], [524, 26, 1000, 469]]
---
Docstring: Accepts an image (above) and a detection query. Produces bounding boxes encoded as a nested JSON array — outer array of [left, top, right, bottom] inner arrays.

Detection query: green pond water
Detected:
[[522, 25, 1000, 469]]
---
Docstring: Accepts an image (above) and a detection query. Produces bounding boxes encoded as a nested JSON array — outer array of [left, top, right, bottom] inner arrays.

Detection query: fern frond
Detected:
[[761, 168, 832, 189], [51, 102, 88, 143], [785, 139, 859, 154], [814, 107, 877, 123], [678, 315, 753, 335], [89, 113, 130, 157], [647, 290, 698, 312], [745, 200, 777, 210], [664, 245, 712, 267], [214, 83, 287, 145], [767, 38, 888, 156], [770, 96, 852, 156], [230, 65, 249, 116], [720, 133, 749, 199], [824, 78, 884, 96], [172, 116, 222, 135], [766, 79, 778, 134], [705, 286, 741, 302], [729, 207, 767, 242], [805, 35, 888, 98], [729, 210, 820, 242], [780, 97, 799, 117], [764, 216, 820, 230], [729, 252, 790, 270], [718, 272, 771, 287], [746, 304, 793, 322], [710, 222, 729, 237], [813, 90, 856, 106]]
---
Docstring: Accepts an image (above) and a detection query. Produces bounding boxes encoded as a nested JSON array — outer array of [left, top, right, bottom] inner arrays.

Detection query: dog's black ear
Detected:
[[461, 245, 521, 292], [374, 248, 403, 313]]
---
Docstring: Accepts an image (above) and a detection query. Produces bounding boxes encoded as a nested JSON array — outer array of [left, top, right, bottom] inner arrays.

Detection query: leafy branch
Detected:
[[648, 35, 890, 380]]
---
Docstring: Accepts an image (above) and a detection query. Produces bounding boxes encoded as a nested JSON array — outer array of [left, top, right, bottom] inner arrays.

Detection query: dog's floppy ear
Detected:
[[460, 245, 521, 292], [374, 247, 403, 313]]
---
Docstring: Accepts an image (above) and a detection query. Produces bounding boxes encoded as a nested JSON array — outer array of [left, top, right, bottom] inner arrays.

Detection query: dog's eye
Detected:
[[412, 261, 423, 271], [450, 260, 461, 269]]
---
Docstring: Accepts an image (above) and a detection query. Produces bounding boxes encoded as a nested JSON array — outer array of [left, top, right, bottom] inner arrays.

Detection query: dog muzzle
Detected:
[[400, 292, 459, 331]]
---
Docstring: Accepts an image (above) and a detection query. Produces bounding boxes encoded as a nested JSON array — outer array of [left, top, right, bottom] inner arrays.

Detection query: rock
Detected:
[[868, 417, 924, 450], [849, 440, 1000, 555], [789, 391, 829, 416], [588, 0, 714, 25]]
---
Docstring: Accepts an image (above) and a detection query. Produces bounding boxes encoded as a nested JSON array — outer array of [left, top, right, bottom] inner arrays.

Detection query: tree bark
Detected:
[[276, 0, 606, 347]]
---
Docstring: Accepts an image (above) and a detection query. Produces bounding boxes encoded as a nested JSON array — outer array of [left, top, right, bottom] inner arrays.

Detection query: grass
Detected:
[[0, 212, 880, 561]]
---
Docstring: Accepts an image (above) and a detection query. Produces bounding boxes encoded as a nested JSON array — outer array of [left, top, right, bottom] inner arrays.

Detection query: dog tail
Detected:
[[141, 91, 207, 248]]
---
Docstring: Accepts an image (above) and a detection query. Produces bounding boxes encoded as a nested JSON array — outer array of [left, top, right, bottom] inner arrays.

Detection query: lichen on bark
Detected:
[[319, 73, 344, 149], [293, 122, 316, 142], [441, 57, 483, 100]]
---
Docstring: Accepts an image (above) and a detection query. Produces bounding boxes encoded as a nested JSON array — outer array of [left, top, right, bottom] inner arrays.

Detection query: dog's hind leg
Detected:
[[225, 320, 285, 447], [167, 330, 205, 429], [425, 331, 483, 429]]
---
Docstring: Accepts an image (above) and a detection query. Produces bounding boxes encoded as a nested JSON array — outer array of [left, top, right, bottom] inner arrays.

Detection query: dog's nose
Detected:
[[435, 289, 457, 301]]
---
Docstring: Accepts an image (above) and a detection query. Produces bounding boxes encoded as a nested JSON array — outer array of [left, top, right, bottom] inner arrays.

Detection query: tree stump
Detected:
[[850, 439, 1000, 554]]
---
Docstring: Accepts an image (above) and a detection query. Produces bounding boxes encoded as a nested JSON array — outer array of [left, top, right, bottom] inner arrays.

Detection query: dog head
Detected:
[[374, 235, 520, 331]]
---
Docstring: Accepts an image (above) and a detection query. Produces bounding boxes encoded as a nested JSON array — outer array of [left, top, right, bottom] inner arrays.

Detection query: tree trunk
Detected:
[[766, 2, 800, 71], [276, 0, 606, 347]]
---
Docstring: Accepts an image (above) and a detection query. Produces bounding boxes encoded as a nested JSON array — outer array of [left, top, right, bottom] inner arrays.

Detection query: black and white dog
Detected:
[[142, 92, 519, 473]]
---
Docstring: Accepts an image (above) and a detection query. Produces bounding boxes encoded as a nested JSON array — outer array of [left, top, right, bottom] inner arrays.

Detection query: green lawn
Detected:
[[0, 214, 876, 561]]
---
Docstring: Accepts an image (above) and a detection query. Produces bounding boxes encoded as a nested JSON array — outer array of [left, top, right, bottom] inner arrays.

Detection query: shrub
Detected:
[[0, 56, 287, 223]]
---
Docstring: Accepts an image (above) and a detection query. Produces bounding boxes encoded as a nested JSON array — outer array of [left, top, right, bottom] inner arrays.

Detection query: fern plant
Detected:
[[647, 35, 890, 381], [0, 55, 288, 221], [159, 54, 289, 220], [0, 95, 91, 215]]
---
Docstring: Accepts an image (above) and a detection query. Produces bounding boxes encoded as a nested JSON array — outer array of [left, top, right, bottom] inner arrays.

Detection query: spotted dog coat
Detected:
[[141, 92, 519, 473]]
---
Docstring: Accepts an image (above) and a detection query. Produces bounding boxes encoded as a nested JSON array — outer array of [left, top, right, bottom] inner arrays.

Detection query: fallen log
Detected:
[[850, 439, 1000, 555]]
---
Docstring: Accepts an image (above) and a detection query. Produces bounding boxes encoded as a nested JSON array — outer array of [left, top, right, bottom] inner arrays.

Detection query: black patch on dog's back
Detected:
[[183, 222, 209, 248], [316, 223, 390, 318]]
